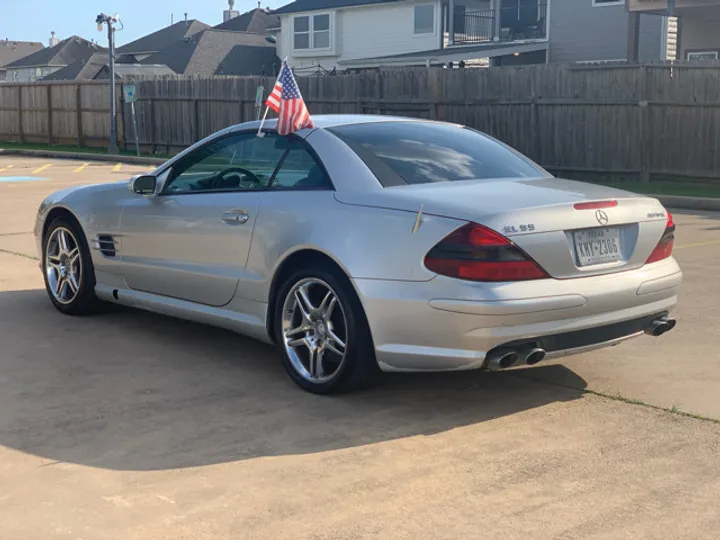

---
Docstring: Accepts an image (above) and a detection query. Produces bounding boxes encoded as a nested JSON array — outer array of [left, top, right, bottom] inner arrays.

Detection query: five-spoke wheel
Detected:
[[42, 218, 101, 315], [45, 227, 82, 305], [275, 266, 379, 394], [282, 277, 349, 384]]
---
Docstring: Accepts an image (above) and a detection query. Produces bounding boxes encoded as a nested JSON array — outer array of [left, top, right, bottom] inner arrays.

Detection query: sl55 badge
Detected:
[[502, 224, 536, 234]]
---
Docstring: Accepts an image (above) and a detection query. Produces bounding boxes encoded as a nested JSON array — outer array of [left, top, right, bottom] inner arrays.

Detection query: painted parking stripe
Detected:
[[113, 163, 122, 171], [74, 163, 90, 172], [675, 240, 720, 250], [0, 176, 49, 182], [33, 164, 52, 174]]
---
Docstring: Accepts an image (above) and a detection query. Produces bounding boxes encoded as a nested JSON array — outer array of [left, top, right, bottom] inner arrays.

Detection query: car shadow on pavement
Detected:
[[0, 289, 587, 472]]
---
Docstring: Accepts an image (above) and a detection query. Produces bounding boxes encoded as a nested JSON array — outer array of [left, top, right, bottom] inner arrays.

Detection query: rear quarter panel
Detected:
[[236, 191, 464, 303]]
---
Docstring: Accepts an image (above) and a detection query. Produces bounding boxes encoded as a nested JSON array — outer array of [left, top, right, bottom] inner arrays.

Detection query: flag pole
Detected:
[[256, 107, 270, 138], [256, 58, 288, 138]]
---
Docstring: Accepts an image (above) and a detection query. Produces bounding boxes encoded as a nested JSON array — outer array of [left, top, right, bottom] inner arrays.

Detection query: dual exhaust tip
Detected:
[[486, 316, 677, 371], [486, 346, 546, 372]]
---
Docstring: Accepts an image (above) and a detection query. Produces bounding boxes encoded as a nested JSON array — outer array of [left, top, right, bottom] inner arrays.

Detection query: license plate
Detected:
[[573, 227, 622, 266]]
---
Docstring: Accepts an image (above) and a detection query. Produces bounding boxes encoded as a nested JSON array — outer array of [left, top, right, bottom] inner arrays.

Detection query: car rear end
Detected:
[[323, 120, 681, 372]]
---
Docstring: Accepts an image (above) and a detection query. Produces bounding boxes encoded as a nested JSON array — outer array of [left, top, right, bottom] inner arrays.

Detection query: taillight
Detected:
[[424, 223, 548, 282], [645, 210, 675, 264]]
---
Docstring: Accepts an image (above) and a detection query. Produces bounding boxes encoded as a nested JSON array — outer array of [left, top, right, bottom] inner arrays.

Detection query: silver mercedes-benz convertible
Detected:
[[34, 115, 681, 394]]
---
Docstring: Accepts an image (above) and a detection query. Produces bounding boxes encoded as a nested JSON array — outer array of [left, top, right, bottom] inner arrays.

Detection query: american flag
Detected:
[[266, 61, 314, 135]]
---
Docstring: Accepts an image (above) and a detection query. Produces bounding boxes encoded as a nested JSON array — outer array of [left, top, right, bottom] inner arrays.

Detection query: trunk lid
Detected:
[[334, 177, 670, 279]]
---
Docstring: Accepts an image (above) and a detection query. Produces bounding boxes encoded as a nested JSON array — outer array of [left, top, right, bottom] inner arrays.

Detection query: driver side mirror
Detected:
[[129, 174, 157, 195]]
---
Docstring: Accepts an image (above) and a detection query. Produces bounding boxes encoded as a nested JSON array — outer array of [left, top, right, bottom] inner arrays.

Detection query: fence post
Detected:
[[194, 99, 200, 142], [149, 98, 156, 154], [639, 66, 650, 183], [120, 84, 127, 152], [530, 71, 541, 163], [76, 85, 84, 147], [17, 86, 24, 143], [46, 85, 53, 145]]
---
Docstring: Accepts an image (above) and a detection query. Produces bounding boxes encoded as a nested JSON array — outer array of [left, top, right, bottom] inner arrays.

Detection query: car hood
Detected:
[[334, 176, 650, 222]]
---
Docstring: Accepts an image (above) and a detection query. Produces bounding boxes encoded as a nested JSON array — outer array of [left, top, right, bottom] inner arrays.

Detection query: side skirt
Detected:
[[95, 283, 273, 344]]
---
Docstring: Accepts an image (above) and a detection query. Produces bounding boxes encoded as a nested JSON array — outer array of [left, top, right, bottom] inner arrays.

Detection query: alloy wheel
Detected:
[[45, 227, 82, 305], [281, 277, 349, 384]]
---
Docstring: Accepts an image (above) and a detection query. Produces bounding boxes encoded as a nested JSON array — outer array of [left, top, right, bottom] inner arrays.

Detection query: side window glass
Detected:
[[163, 132, 289, 194], [272, 141, 331, 190]]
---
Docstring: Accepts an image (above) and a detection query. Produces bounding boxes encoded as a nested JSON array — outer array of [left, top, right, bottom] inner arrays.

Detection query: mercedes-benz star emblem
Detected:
[[595, 210, 609, 225]]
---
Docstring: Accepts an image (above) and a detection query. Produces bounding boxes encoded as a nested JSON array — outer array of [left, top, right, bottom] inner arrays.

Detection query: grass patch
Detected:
[[585, 180, 720, 199], [0, 141, 175, 160], [515, 371, 720, 425]]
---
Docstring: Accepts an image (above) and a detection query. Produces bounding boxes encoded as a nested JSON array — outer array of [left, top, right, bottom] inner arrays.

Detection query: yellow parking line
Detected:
[[6, 165, 12, 168], [675, 240, 720, 250], [112, 163, 123, 171], [74, 163, 90, 172], [33, 164, 52, 174]]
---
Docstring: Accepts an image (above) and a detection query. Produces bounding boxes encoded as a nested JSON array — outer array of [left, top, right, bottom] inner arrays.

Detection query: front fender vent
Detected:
[[95, 235, 117, 257]]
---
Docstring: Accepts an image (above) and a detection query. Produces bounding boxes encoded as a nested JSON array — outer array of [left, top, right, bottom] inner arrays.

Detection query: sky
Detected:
[[2, 0, 288, 47]]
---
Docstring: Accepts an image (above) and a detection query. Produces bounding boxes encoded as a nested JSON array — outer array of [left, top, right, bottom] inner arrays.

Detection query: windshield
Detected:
[[329, 121, 549, 186]]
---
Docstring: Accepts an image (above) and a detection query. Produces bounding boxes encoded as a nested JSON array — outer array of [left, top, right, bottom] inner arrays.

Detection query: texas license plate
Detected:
[[573, 227, 622, 266]]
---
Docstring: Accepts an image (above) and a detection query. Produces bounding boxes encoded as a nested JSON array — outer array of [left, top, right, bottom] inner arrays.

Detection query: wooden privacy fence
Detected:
[[2, 63, 720, 182], [0, 81, 124, 147]]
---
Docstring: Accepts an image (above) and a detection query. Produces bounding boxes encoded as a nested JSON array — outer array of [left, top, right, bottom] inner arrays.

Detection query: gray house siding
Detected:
[[548, 0, 665, 63], [677, 6, 720, 60]]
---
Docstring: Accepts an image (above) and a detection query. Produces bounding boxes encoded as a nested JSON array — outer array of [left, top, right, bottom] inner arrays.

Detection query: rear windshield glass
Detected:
[[329, 121, 547, 186]]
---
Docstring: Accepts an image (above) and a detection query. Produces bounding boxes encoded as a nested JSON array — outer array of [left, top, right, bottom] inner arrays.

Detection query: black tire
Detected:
[[274, 265, 380, 394], [42, 217, 102, 315]]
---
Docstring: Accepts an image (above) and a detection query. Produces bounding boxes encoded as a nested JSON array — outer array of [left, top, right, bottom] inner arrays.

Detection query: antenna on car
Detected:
[[411, 205, 424, 234]]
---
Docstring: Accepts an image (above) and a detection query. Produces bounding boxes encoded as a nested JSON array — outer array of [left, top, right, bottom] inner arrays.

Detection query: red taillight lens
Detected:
[[424, 223, 548, 282], [645, 210, 675, 264], [573, 200, 618, 210]]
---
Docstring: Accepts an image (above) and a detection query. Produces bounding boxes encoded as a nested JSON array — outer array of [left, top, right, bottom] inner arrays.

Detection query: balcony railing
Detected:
[[447, 1, 548, 46]]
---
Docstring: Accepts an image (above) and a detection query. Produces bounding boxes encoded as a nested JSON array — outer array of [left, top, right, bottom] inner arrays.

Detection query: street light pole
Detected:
[[97, 13, 120, 155]]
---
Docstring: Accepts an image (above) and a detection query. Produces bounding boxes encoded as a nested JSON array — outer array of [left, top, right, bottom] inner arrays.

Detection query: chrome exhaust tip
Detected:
[[486, 349, 520, 371], [645, 317, 676, 337], [523, 347, 546, 366]]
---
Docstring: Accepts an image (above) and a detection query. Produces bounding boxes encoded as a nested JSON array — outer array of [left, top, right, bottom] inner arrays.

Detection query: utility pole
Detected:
[[96, 13, 121, 155]]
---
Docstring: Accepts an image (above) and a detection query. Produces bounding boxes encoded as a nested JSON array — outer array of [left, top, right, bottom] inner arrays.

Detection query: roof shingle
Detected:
[[0, 40, 45, 68], [4, 36, 103, 68], [273, 0, 399, 15], [141, 30, 278, 77], [117, 19, 210, 55], [214, 8, 280, 32]]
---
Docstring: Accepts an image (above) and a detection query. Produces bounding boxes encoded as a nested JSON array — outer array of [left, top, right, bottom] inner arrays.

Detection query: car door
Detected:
[[119, 130, 289, 307]]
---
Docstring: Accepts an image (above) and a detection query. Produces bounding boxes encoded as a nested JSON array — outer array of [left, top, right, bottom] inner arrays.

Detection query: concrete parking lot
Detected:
[[1, 156, 720, 539]]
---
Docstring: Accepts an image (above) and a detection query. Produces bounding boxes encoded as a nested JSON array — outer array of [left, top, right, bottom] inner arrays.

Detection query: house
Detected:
[[3, 35, 103, 82], [139, 29, 279, 76], [40, 53, 176, 81], [627, 0, 718, 61], [271, 0, 670, 71], [116, 18, 210, 62], [0, 39, 44, 81]]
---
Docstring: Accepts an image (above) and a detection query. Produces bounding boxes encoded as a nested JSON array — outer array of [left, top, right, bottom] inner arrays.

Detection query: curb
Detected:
[[0, 148, 166, 166], [650, 195, 720, 212]]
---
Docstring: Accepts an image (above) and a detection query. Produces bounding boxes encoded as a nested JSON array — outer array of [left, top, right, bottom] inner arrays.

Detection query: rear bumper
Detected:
[[353, 258, 682, 372]]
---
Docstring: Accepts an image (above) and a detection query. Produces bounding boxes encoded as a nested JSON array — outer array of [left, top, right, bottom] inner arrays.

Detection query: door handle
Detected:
[[222, 211, 249, 224]]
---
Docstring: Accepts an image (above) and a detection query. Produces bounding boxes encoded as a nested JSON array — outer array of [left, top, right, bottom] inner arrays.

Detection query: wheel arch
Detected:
[[265, 247, 367, 344], [42, 206, 86, 244]]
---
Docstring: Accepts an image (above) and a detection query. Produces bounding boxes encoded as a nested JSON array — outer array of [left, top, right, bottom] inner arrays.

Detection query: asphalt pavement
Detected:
[[1, 157, 719, 540]]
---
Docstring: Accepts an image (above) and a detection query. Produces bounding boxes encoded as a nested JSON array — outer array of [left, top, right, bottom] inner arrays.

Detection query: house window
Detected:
[[414, 5, 435, 34], [293, 13, 331, 50], [687, 51, 719, 61]]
